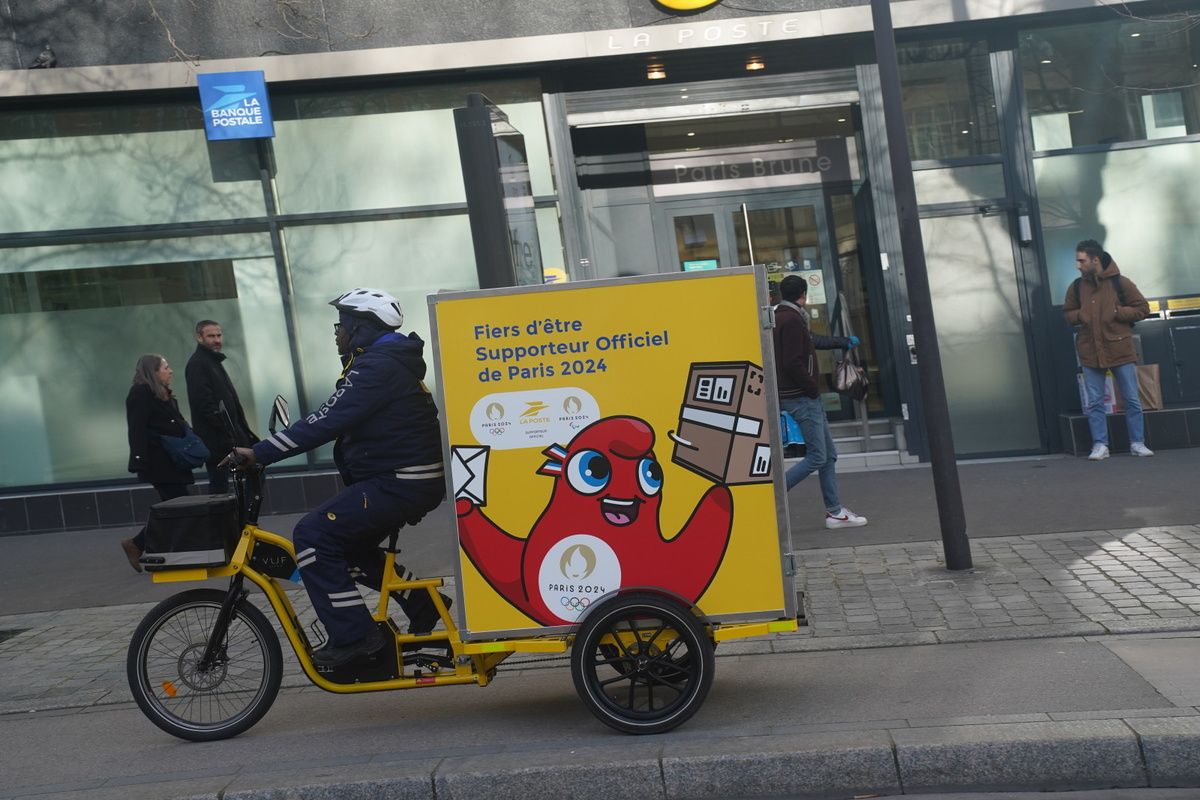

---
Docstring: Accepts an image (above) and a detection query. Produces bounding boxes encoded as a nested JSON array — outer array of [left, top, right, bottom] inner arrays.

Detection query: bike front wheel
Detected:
[[127, 588, 283, 741]]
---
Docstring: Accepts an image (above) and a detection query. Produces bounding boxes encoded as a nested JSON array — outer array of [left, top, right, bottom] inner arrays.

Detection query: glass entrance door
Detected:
[[734, 195, 849, 418], [657, 190, 880, 420], [733, 202, 826, 277], [665, 209, 731, 272]]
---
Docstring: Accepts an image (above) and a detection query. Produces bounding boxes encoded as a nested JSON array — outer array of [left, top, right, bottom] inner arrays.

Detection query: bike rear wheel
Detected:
[[127, 588, 283, 741], [571, 592, 714, 735]]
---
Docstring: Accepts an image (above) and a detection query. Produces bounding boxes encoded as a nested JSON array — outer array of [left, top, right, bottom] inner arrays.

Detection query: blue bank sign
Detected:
[[197, 71, 274, 140]]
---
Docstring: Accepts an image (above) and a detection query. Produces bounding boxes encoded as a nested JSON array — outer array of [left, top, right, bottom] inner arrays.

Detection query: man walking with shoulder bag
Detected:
[[1063, 239, 1152, 461], [773, 275, 868, 530]]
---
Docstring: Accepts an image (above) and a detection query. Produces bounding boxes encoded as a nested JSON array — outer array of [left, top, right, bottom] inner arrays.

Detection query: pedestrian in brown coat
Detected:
[[1062, 239, 1152, 461]]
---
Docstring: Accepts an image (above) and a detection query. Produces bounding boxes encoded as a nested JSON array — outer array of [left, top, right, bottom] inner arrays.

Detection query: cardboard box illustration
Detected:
[[670, 361, 772, 485]]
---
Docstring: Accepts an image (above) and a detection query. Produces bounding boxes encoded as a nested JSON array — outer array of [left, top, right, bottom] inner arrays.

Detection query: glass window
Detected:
[[913, 164, 1006, 205], [675, 214, 722, 270], [0, 260, 238, 315], [733, 205, 821, 269], [281, 216, 481, 459], [0, 103, 265, 234], [535, 206, 567, 283], [1035, 140, 1200, 301], [585, 202, 659, 279], [271, 80, 552, 214], [0, 234, 286, 488], [1020, 17, 1200, 150], [922, 214, 1041, 454], [899, 39, 1001, 160]]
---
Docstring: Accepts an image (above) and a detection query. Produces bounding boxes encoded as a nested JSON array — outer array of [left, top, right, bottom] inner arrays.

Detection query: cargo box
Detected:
[[141, 494, 240, 571]]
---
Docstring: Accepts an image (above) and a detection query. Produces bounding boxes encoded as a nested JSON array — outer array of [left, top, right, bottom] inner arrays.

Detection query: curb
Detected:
[[5, 623, 1200, 717], [165, 718, 1200, 800]]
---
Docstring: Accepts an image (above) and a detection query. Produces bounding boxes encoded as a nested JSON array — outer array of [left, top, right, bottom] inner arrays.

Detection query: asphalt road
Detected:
[[3, 634, 1195, 800]]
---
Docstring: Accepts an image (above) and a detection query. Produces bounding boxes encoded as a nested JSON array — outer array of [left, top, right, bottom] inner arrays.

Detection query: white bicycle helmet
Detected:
[[329, 288, 404, 329]]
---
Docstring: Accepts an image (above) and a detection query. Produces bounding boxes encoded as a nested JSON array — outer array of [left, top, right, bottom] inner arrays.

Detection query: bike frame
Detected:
[[152, 524, 520, 693], [148, 447, 794, 696]]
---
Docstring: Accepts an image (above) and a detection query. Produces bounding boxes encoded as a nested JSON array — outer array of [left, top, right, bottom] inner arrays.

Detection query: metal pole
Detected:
[[869, 0, 972, 569]]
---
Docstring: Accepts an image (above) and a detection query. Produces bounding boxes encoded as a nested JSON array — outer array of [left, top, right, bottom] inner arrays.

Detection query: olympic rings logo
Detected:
[[560, 596, 592, 611]]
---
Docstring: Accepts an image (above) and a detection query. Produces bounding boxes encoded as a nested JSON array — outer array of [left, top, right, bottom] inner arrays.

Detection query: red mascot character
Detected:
[[455, 416, 733, 625]]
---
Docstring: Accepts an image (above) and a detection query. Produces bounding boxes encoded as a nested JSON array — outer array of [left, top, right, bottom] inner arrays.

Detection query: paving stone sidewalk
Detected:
[[797, 524, 1200, 644], [2, 525, 1199, 716]]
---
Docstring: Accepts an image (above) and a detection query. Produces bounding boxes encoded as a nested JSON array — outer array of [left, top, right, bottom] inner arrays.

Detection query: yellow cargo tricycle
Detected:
[[127, 267, 799, 740]]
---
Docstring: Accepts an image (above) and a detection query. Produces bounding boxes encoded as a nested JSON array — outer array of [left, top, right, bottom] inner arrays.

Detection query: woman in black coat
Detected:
[[120, 354, 195, 572]]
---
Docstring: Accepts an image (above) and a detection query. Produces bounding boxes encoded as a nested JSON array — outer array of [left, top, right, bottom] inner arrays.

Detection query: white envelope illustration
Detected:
[[451, 445, 489, 505]]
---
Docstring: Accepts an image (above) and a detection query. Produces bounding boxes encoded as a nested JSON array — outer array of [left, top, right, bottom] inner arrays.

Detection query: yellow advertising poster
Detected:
[[430, 269, 789, 638]]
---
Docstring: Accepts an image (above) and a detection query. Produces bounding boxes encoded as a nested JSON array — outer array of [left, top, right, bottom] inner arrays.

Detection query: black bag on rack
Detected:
[[141, 494, 240, 570]]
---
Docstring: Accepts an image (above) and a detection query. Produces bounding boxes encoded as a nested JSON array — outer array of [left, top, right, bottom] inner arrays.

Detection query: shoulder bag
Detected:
[[159, 425, 210, 469], [830, 292, 869, 402]]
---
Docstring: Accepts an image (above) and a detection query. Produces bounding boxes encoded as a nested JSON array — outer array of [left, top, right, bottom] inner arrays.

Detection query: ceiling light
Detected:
[[646, 62, 666, 80], [745, 55, 765, 71], [837, 117, 846, 122], [686, 131, 695, 137], [1130, 32, 1141, 37], [961, 129, 970, 134], [1040, 59, 1052, 64], [680, 94, 689, 99]]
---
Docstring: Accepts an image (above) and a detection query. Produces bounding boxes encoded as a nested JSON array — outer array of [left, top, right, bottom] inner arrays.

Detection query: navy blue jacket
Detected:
[[252, 332, 444, 485]]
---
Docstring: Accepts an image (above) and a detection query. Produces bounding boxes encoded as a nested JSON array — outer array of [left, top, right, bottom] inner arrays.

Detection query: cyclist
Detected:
[[223, 288, 447, 668]]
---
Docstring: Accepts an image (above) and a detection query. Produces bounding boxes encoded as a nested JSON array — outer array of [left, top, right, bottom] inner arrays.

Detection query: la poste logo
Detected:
[[197, 71, 275, 141]]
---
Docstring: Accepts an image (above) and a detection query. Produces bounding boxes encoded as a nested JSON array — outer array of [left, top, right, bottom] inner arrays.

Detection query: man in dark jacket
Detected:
[[773, 274, 868, 530], [1063, 239, 1152, 461], [185, 320, 257, 493], [225, 288, 447, 668]]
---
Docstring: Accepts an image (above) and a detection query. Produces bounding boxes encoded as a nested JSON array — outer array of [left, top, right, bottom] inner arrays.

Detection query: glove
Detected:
[[848, 335, 860, 349]]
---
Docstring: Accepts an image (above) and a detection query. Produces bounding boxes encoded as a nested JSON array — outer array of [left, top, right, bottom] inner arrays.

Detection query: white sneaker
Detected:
[[1087, 444, 1110, 461], [825, 507, 868, 529], [1130, 442, 1155, 457]]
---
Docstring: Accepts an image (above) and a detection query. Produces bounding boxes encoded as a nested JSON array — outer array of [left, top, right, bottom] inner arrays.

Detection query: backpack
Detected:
[[1070, 274, 1133, 327]]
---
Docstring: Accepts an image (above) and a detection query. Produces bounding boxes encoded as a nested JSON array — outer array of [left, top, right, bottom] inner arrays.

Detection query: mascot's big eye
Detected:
[[566, 449, 611, 495], [637, 458, 663, 495]]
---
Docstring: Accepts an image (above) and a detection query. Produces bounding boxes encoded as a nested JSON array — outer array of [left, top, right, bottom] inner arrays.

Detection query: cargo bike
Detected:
[[127, 267, 800, 741]]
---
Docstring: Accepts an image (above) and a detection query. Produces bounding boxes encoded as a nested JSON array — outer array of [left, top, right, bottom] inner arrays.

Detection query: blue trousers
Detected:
[[1082, 363, 1144, 446], [293, 474, 444, 646], [780, 395, 841, 513]]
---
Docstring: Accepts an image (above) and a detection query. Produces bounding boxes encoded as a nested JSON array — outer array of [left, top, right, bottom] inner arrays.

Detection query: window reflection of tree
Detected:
[[898, 40, 1000, 161]]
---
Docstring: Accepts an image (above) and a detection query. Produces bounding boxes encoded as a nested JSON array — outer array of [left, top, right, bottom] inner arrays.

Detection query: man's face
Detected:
[[794, 291, 808, 308], [334, 322, 352, 356], [197, 325, 223, 352], [1075, 251, 1101, 277]]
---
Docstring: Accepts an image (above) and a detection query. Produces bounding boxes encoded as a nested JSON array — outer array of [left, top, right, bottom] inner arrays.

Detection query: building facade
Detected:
[[2, 0, 1198, 533]]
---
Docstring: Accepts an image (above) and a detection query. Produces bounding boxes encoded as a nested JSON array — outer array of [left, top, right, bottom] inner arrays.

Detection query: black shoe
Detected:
[[403, 591, 452, 636], [311, 627, 387, 668], [120, 539, 143, 573]]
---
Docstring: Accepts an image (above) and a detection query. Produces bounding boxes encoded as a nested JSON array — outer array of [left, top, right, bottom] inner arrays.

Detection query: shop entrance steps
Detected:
[[782, 417, 918, 473]]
